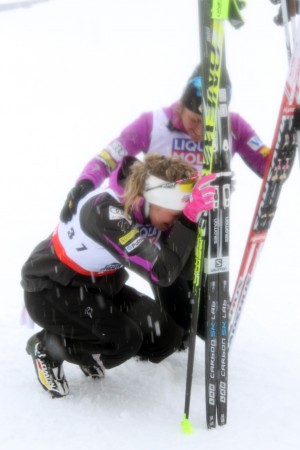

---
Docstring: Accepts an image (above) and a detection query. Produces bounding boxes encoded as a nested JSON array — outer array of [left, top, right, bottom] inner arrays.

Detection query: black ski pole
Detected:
[[181, 220, 206, 434]]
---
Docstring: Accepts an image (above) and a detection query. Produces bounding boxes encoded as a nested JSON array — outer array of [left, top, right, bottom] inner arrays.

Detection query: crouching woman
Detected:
[[21, 154, 216, 398]]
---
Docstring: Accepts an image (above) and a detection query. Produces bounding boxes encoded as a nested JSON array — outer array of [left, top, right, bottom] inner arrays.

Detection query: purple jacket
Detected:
[[77, 102, 269, 187]]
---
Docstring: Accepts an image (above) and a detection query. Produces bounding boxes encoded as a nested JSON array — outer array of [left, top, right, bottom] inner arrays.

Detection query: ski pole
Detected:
[[181, 219, 206, 434]]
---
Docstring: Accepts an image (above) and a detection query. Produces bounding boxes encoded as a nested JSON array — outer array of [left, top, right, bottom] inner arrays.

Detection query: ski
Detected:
[[198, 0, 228, 429], [275, 0, 300, 168], [229, 9, 300, 346], [181, 0, 244, 432], [199, 0, 243, 428], [181, 0, 226, 432]]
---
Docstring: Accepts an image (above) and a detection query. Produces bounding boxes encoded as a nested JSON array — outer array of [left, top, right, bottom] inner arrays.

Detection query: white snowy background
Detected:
[[0, 0, 299, 449]]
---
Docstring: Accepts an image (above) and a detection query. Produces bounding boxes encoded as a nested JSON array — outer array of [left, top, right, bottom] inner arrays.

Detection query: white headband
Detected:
[[143, 174, 195, 211]]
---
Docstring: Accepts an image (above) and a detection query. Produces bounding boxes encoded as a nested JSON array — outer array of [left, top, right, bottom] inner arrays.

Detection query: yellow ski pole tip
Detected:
[[181, 414, 193, 434]]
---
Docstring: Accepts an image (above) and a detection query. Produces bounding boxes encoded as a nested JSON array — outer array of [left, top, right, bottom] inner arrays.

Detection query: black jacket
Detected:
[[21, 158, 197, 294]]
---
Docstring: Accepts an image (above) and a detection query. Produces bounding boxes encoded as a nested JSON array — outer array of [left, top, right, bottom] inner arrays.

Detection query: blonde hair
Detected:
[[123, 153, 197, 214]]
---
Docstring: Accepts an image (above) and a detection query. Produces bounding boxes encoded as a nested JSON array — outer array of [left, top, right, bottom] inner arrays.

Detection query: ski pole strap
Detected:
[[211, 0, 230, 18], [211, 0, 245, 28]]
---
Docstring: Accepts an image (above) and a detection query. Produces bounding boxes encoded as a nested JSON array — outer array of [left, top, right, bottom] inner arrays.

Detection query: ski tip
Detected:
[[181, 414, 194, 435]]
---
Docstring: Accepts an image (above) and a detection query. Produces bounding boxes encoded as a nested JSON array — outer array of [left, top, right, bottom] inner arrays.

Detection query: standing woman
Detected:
[[60, 64, 270, 223], [22, 154, 216, 398]]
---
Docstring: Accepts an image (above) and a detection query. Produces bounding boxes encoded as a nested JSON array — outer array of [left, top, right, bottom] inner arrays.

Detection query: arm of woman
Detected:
[[80, 193, 197, 287], [231, 112, 270, 178]]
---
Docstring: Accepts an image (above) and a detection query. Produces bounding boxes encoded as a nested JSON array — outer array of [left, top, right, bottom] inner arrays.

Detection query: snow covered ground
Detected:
[[0, 1, 299, 449]]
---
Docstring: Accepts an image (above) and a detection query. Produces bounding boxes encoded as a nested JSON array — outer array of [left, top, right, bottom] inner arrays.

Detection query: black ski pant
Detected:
[[24, 284, 184, 369], [151, 277, 207, 341]]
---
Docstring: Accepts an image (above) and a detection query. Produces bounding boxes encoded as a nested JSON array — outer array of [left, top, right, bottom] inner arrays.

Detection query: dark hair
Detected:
[[180, 63, 231, 114]]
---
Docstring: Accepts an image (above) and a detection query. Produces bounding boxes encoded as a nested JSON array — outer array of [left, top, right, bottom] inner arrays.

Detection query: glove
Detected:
[[293, 106, 300, 130], [60, 180, 94, 223], [183, 173, 217, 223]]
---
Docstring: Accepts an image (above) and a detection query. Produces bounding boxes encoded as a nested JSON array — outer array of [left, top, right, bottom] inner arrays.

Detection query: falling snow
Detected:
[[0, 1, 299, 449]]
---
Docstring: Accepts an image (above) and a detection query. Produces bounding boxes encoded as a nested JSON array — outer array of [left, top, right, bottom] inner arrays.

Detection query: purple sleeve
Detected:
[[115, 111, 153, 154], [231, 112, 270, 178], [77, 112, 154, 187], [76, 157, 110, 187]]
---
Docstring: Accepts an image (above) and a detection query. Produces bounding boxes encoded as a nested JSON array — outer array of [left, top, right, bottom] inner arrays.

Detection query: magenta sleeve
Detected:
[[76, 111, 154, 187], [231, 112, 268, 177]]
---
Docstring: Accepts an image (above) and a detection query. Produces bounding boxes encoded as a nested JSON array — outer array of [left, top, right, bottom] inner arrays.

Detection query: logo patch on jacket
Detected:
[[135, 224, 161, 241], [118, 229, 139, 245], [106, 140, 127, 162], [109, 206, 131, 222], [84, 307, 93, 319], [247, 136, 263, 151], [125, 237, 144, 253]]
